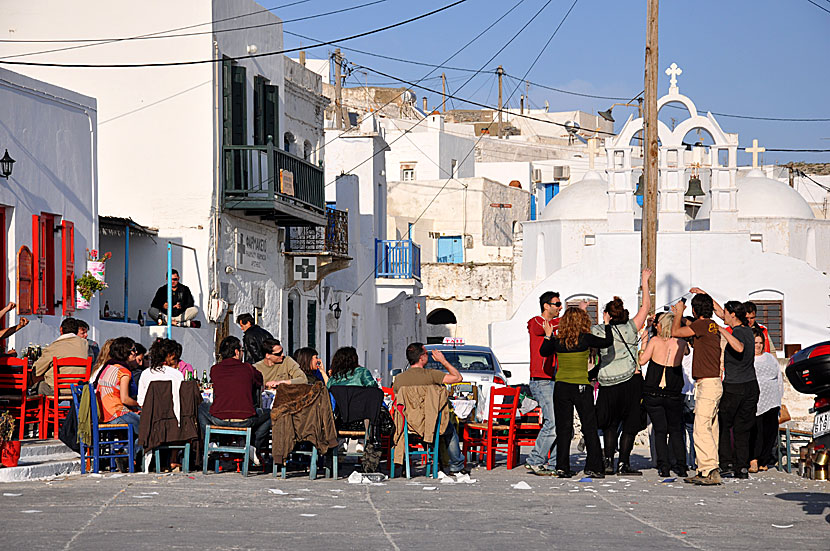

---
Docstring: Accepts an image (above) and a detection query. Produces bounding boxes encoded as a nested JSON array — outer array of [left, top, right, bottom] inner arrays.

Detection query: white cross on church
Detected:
[[665, 63, 682, 93], [746, 138, 765, 168], [587, 137, 598, 170]]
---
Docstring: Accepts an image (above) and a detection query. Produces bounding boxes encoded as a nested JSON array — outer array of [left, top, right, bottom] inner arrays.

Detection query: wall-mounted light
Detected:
[[330, 302, 342, 319], [0, 149, 15, 179]]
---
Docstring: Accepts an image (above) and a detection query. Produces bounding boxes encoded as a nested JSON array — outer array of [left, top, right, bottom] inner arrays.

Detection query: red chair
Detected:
[[462, 386, 520, 470], [512, 406, 544, 466], [0, 357, 44, 440], [43, 356, 92, 437], [380, 387, 396, 474]]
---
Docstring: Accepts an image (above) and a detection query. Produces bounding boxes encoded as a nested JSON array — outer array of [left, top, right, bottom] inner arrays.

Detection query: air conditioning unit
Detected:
[[553, 166, 570, 180], [531, 168, 542, 183]]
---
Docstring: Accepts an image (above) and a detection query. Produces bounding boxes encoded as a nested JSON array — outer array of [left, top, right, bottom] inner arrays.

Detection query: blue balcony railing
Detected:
[[375, 239, 421, 280]]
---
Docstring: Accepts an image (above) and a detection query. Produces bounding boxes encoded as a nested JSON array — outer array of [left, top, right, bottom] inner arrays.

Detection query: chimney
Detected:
[[422, 97, 428, 112], [299, 50, 306, 66]]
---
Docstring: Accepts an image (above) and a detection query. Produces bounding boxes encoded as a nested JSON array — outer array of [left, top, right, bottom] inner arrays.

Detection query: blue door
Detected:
[[544, 183, 560, 205], [436, 236, 463, 263]]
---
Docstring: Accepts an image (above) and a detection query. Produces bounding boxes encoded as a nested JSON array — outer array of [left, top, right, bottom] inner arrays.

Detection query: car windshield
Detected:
[[426, 350, 495, 372]]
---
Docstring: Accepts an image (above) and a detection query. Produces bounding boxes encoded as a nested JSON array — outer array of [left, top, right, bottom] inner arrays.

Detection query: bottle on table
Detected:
[[103, 301, 110, 318], [138, 310, 145, 327], [201, 370, 209, 386]]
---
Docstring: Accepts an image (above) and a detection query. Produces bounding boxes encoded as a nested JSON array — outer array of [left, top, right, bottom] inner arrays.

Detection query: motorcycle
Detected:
[[785, 341, 830, 451]]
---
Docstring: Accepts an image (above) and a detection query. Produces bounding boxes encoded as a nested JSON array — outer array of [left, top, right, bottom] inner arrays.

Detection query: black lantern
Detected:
[[330, 302, 342, 320], [0, 149, 14, 179]]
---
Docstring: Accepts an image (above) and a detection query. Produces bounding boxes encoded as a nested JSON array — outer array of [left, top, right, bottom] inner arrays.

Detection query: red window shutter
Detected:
[[32, 215, 48, 315], [62, 220, 75, 315], [17, 246, 33, 315]]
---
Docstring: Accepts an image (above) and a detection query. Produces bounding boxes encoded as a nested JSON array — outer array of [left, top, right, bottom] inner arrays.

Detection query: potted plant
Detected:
[[0, 411, 20, 468], [86, 249, 112, 282], [75, 271, 109, 310]]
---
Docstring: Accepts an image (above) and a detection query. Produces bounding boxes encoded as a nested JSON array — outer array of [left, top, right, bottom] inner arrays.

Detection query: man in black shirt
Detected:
[[717, 301, 759, 479], [236, 313, 273, 365], [149, 269, 199, 326]]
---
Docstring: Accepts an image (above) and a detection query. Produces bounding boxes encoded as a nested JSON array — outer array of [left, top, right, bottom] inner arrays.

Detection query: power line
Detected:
[[0, 0, 388, 61], [0, 0, 467, 68], [805, 0, 830, 15]]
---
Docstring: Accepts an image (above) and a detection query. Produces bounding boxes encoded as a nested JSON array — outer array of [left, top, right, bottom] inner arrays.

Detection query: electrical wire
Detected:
[[806, 0, 830, 15], [0, 0, 467, 68], [0, 0, 388, 61]]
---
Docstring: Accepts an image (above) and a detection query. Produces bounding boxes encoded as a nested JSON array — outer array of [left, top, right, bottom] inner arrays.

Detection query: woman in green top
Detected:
[[327, 347, 378, 388], [541, 307, 613, 478]]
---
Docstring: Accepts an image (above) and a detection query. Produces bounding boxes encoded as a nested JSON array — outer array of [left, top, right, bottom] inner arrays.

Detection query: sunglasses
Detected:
[[549, 301, 562, 307], [269, 350, 285, 357]]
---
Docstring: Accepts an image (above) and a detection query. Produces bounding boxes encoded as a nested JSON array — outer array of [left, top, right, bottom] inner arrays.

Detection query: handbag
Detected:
[[779, 404, 791, 424]]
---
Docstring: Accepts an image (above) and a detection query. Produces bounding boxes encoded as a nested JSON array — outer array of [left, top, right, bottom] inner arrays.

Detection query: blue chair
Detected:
[[394, 411, 442, 479], [273, 443, 326, 479], [145, 443, 192, 474], [203, 425, 251, 477], [331, 425, 370, 480], [71, 383, 135, 474]]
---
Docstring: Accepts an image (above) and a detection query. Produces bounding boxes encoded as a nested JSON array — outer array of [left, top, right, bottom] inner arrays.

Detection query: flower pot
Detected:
[[1, 441, 21, 467], [76, 290, 91, 310], [87, 261, 106, 282]]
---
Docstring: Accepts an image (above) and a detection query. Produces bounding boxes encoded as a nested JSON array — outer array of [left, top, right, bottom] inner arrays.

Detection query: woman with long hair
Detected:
[[748, 327, 783, 473], [91, 339, 115, 379], [294, 347, 328, 385], [639, 311, 688, 477], [96, 337, 140, 442], [540, 306, 613, 478], [327, 347, 377, 387], [591, 270, 652, 476], [137, 339, 185, 421], [717, 301, 760, 479]]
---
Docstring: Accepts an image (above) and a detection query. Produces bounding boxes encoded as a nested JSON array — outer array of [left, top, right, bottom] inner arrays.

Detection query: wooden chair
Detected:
[[396, 410, 443, 479], [0, 357, 44, 440], [44, 356, 91, 437], [203, 425, 252, 477], [462, 386, 520, 470], [71, 383, 135, 473]]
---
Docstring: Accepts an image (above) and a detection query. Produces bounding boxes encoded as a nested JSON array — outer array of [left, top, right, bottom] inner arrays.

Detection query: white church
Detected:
[[491, 63, 830, 384]]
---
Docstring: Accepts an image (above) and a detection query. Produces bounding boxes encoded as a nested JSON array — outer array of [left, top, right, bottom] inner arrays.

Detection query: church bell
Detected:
[[634, 174, 644, 196], [685, 175, 704, 197]]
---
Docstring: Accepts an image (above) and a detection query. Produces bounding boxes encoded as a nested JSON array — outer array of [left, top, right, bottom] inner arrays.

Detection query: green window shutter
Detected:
[[222, 59, 233, 146], [307, 300, 317, 350], [265, 84, 278, 146], [231, 64, 247, 145], [253, 76, 266, 145]]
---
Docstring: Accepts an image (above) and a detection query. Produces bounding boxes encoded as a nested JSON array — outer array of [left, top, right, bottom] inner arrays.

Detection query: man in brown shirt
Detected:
[[253, 338, 307, 386], [32, 317, 89, 396], [672, 293, 723, 485]]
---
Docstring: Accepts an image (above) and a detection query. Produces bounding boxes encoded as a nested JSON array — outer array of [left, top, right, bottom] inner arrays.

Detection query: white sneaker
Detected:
[[250, 446, 261, 466]]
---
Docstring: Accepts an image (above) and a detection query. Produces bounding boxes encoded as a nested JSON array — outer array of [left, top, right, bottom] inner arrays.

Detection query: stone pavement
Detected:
[[1, 448, 828, 550]]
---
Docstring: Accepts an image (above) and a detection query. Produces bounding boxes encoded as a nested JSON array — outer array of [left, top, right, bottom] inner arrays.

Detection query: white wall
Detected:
[[0, 68, 98, 348], [382, 116, 475, 182]]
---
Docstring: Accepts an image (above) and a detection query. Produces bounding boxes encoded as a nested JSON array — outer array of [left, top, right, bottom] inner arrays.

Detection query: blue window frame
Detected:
[[544, 183, 560, 205], [436, 236, 463, 263]]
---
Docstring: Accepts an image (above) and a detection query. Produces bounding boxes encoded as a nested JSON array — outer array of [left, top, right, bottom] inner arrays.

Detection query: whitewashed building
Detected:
[[491, 64, 830, 384], [0, 68, 98, 348], [4, 1, 334, 370]]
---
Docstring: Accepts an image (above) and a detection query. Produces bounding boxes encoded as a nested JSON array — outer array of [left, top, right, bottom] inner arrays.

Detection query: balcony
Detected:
[[375, 239, 421, 280], [222, 141, 326, 227], [287, 207, 349, 256]]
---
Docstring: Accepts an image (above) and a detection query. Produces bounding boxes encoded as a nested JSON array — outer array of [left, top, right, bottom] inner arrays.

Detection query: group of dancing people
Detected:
[[525, 269, 784, 485]]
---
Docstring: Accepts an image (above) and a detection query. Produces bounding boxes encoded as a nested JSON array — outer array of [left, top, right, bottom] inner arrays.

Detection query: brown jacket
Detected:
[[270, 382, 338, 465], [137, 380, 201, 452], [393, 385, 450, 465], [33, 334, 89, 390]]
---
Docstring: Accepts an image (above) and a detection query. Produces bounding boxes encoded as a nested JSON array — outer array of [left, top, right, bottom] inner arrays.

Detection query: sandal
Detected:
[[748, 459, 759, 473]]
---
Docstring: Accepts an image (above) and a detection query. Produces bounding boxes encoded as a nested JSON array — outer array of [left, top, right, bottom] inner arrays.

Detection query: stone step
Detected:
[[0, 456, 80, 483], [19, 439, 76, 460]]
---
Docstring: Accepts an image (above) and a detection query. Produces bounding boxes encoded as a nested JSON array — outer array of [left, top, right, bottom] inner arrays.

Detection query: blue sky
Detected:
[[282, 0, 830, 165]]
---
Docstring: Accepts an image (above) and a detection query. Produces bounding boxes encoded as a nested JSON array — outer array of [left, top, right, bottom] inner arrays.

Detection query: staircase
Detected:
[[0, 439, 80, 482]]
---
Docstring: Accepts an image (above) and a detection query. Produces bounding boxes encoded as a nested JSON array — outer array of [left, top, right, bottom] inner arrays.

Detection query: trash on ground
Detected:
[[21, 510, 42, 513], [772, 524, 794, 529], [267, 488, 287, 495], [511, 481, 532, 490], [347, 471, 387, 484], [299, 514, 317, 517], [660, 478, 676, 483], [423, 486, 437, 491], [3, 493, 22, 497]]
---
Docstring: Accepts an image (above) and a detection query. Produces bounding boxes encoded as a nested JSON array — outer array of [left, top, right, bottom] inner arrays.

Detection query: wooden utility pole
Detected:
[[334, 49, 344, 130], [441, 73, 447, 114], [497, 65, 504, 139], [642, 0, 658, 313]]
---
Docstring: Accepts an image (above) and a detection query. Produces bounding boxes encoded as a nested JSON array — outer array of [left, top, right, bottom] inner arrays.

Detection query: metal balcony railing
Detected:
[[375, 239, 421, 280], [222, 139, 325, 226], [287, 207, 349, 256]]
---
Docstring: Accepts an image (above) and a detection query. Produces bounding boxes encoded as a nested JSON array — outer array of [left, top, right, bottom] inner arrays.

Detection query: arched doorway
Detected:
[[426, 307, 456, 344]]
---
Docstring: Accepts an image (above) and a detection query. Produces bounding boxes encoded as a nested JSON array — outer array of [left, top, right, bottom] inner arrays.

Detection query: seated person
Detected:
[[128, 342, 148, 399], [237, 313, 273, 365], [197, 336, 272, 457], [137, 339, 184, 420], [76, 319, 100, 365], [254, 338, 307, 386], [393, 342, 468, 476], [148, 269, 199, 326], [32, 317, 89, 396], [327, 346, 377, 388], [96, 337, 140, 434], [295, 347, 329, 385], [0, 302, 29, 356]]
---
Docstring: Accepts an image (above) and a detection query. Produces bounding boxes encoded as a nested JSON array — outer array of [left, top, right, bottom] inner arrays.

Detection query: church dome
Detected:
[[540, 171, 609, 220], [697, 169, 814, 219]]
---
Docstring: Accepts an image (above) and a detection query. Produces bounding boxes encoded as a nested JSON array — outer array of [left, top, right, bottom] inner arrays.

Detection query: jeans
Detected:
[[197, 402, 272, 452], [441, 421, 465, 473], [643, 394, 686, 471], [111, 411, 142, 458], [683, 394, 696, 468], [526, 379, 557, 467], [718, 381, 760, 472], [553, 382, 603, 473]]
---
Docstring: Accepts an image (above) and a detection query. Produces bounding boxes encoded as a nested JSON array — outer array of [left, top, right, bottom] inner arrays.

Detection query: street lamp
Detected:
[[0, 149, 15, 179], [330, 302, 342, 320], [598, 98, 644, 123]]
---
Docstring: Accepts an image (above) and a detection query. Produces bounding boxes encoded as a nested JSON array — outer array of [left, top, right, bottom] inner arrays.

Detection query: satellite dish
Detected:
[[564, 120, 580, 135], [402, 90, 416, 104]]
